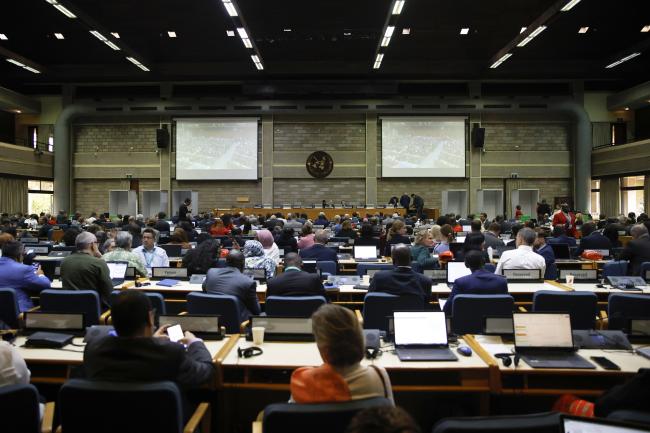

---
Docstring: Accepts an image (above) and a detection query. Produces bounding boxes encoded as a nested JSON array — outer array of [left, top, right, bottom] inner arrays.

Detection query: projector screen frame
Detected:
[[380, 115, 469, 178]]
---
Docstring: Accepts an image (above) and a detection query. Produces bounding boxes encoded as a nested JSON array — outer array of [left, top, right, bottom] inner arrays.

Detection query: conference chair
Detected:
[[58, 379, 210, 433], [602, 261, 629, 278], [39, 289, 104, 326], [316, 260, 337, 276], [356, 263, 393, 277], [532, 290, 598, 330], [410, 261, 424, 273], [607, 293, 650, 331], [0, 384, 54, 433], [608, 410, 650, 426], [362, 292, 425, 331], [265, 296, 327, 318], [432, 411, 561, 433], [261, 397, 392, 433], [0, 288, 20, 329], [109, 290, 166, 325], [544, 262, 558, 280], [640, 261, 650, 280], [186, 292, 245, 333], [450, 294, 514, 335]]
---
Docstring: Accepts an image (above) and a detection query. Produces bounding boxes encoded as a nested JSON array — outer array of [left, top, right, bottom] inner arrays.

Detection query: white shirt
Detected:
[[0, 341, 30, 387], [495, 245, 546, 277], [133, 245, 170, 268]]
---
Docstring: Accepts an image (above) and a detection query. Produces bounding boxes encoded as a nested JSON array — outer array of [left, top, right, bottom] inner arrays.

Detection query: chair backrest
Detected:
[[544, 262, 558, 280], [262, 397, 392, 433], [432, 411, 561, 433], [532, 290, 598, 330], [607, 410, 650, 426], [39, 289, 101, 326], [316, 260, 337, 276], [0, 288, 20, 329], [59, 379, 184, 433], [483, 263, 497, 273], [112, 290, 166, 325], [356, 263, 393, 277], [362, 292, 425, 331], [602, 260, 628, 278], [640, 261, 650, 279], [186, 292, 242, 333], [607, 293, 650, 330], [410, 261, 423, 274], [265, 296, 327, 318], [451, 295, 514, 335], [0, 384, 41, 433]]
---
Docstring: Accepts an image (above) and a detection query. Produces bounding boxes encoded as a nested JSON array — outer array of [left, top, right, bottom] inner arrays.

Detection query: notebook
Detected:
[[394, 311, 457, 361]]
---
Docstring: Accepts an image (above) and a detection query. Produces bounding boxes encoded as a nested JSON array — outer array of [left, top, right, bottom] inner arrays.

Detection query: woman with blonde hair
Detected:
[[410, 228, 437, 269]]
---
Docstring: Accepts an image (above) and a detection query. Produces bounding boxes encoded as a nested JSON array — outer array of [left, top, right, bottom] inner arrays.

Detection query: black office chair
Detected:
[[451, 295, 514, 335], [0, 384, 53, 433], [608, 410, 650, 426], [39, 289, 103, 326], [362, 293, 425, 332], [607, 293, 650, 331], [262, 397, 392, 433], [0, 288, 20, 329], [265, 296, 327, 318], [532, 290, 598, 330], [58, 379, 210, 433], [432, 411, 561, 433]]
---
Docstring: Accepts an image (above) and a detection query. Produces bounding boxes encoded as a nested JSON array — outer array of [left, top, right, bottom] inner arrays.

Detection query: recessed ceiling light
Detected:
[[111, 32, 120, 39], [167, 31, 177, 38], [578, 26, 589, 33], [402, 28, 410, 35], [0, 33, 7, 40], [283, 28, 292, 32], [460, 27, 470, 35], [520, 27, 527, 34], [624, 107, 630, 111], [54, 33, 64, 39], [642, 25, 650, 33], [222, 0, 238, 17], [343, 32, 352, 36], [226, 30, 235, 37], [15, 109, 21, 114]]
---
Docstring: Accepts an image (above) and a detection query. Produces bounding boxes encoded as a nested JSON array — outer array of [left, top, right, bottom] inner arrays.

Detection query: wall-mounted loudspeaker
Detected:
[[156, 127, 169, 149], [472, 123, 485, 148]]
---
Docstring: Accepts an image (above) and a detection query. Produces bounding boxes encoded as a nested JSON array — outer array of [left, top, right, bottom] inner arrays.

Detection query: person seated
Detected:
[[209, 218, 230, 237], [275, 227, 298, 254], [547, 225, 577, 247], [620, 224, 650, 275], [203, 249, 261, 321], [126, 223, 142, 249], [335, 220, 358, 240], [297, 224, 316, 250], [0, 241, 51, 312], [346, 406, 420, 433], [603, 224, 622, 248], [153, 212, 170, 233], [456, 232, 488, 262], [575, 222, 613, 256], [60, 232, 113, 308], [299, 230, 338, 266], [534, 231, 556, 279], [443, 250, 508, 315], [168, 228, 191, 250], [410, 229, 437, 269], [383, 220, 411, 256], [290, 304, 393, 404], [355, 223, 380, 248], [368, 245, 431, 305], [313, 212, 329, 227], [102, 231, 147, 277], [256, 229, 280, 266], [494, 227, 546, 277], [182, 239, 220, 276], [243, 240, 276, 279], [433, 224, 454, 255], [133, 228, 170, 269], [483, 222, 505, 250], [266, 253, 326, 297]]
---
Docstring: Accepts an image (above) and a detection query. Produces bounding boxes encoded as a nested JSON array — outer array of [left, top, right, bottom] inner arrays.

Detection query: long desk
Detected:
[[220, 207, 440, 220]]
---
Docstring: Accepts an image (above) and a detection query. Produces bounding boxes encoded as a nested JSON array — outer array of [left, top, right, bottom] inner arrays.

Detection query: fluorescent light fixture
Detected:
[[402, 28, 410, 35], [517, 25, 546, 47], [111, 32, 120, 39], [460, 27, 469, 35], [0, 34, 7, 40], [23, 66, 41, 74], [222, 0, 238, 17], [104, 41, 120, 50], [251, 54, 260, 63], [167, 31, 177, 38], [242, 38, 252, 48], [46, 0, 77, 18], [236, 27, 248, 39], [373, 53, 384, 69], [283, 28, 292, 32], [250, 54, 263, 70], [54, 33, 64, 39], [126, 56, 149, 71], [6, 58, 40, 73], [226, 30, 235, 37], [392, 0, 405, 15], [254, 62, 263, 70], [490, 52, 512, 68], [578, 26, 589, 33], [381, 25, 395, 47], [605, 52, 641, 68], [561, 0, 581, 11], [89, 30, 107, 42], [6, 59, 24, 67], [520, 27, 527, 33], [642, 25, 650, 33]]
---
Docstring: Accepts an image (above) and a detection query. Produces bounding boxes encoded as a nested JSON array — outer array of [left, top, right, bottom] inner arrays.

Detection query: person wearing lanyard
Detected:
[[266, 253, 326, 297], [133, 228, 170, 269]]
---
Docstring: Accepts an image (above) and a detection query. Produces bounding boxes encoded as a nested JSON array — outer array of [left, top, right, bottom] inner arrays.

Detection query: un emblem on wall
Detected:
[[306, 151, 334, 178]]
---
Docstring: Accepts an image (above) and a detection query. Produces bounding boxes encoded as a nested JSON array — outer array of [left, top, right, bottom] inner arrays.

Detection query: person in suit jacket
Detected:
[[620, 224, 650, 275], [399, 193, 410, 210], [368, 245, 431, 305], [0, 241, 51, 312], [547, 225, 577, 247], [203, 249, 261, 322], [299, 230, 339, 266], [266, 253, 326, 297], [534, 232, 557, 280], [444, 250, 508, 315], [575, 222, 613, 256], [483, 222, 506, 250]]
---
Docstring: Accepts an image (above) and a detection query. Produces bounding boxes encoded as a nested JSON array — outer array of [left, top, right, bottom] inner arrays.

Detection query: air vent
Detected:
[[448, 104, 475, 109], [412, 104, 441, 109], [305, 105, 333, 110], [95, 107, 123, 112], [130, 106, 157, 111], [377, 105, 405, 109], [198, 106, 227, 110], [270, 105, 298, 110], [341, 104, 369, 109], [519, 104, 548, 109], [484, 104, 512, 109], [164, 106, 192, 111], [234, 105, 262, 110]]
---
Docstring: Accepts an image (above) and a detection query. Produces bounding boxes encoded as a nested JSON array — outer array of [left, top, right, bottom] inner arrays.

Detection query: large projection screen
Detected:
[[175, 118, 258, 180], [381, 116, 467, 177]]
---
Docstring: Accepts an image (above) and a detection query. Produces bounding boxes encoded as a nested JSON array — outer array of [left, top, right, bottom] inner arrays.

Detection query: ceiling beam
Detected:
[[0, 85, 41, 113], [0, 46, 45, 74], [607, 79, 650, 110]]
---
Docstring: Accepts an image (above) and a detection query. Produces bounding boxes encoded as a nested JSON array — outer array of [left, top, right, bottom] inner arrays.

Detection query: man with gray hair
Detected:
[[620, 224, 650, 276], [60, 231, 114, 307], [102, 231, 147, 277], [298, 229, 338, 266], [495, 227, 546, 277]]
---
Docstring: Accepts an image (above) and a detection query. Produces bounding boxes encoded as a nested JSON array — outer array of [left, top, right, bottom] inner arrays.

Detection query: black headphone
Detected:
[[495, 352, 520, 367], [238, 346, 263, 358], [365, 347, 382, 360]]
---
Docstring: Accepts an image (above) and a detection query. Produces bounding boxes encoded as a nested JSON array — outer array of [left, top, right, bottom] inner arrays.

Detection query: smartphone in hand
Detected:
[[166, 324, 184, 343]]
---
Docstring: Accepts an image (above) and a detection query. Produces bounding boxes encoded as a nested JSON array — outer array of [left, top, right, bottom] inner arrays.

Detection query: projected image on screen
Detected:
[[382, 117, 466, 177], [175, 118, 258, 180]]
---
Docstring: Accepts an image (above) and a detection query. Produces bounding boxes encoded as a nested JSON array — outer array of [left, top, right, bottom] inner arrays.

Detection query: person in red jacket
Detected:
[[552, 203, 577, 237]]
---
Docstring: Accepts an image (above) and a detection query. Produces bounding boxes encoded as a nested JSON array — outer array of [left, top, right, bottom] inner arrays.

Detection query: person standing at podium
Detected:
[[178, 198, 191, 222]]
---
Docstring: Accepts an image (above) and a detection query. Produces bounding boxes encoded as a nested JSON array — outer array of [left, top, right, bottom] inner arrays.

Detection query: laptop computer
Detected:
[[550, 243, 571, 260], [394, 311, 458, 361], [424, 269, 447, 284], [446, 261, 472, 284], [562, 414, 650, 433], [354, 245, 379, 262], [243, 268, 267, 283], [189, 274, 206, 284], [607, 276, 647, 291], [106, 261, 128, 286], [160, 244, 182, 258], [159, 315, 224, 340], [22, 312, 85, 337], [513, 312, 595, 369], [247, 316, 314, 342], [448, 242, 464, 258]]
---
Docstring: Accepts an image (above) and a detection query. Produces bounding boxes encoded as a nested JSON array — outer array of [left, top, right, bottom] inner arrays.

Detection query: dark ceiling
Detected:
[[0, 0, 649, 96]]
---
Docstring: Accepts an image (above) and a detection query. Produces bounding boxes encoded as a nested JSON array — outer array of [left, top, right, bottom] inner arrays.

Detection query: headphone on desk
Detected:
[[494, 352, 520, 367], [238, 346, 263, 358], [365, 347, 382, 360]]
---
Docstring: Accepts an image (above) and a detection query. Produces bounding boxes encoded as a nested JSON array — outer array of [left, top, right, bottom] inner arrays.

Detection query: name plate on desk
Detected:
[[424, 269, 447, 282], [502, 269, 541, 281], [593, 249, 610, 257], [26, 245, 50, 254], [151, 267, 188, 279], [559, 269, 598, 281], [645, 270, 650, 282]]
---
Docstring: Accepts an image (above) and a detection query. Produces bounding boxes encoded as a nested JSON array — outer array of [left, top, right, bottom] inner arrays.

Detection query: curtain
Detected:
[[0, 177, 28, 214], [599, 177, 620, 218], [592, 122, 611, 148], [644, 175, 650, 215]]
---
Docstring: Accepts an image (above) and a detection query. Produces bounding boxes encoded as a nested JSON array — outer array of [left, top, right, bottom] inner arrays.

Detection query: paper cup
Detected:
[[566, 275, 575, 285], [252, 327, 265, 345]]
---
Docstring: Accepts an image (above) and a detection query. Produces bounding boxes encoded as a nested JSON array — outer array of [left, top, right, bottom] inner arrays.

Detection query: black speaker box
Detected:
[[156, 128, 169, 149], [472, 125, 485, 148]]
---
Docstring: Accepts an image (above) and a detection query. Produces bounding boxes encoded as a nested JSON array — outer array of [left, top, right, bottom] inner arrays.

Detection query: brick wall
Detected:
[[172, 180, 261, 210], [273, 123, 365, 151], [74, 124, 158, 153], [484, 123, 569, 151], [74, 179, 128, 215], [273, 178, 365, 205]]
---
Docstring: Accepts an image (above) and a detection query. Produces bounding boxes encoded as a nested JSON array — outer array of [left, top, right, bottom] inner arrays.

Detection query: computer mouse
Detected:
[[457, 346, 472, 357]]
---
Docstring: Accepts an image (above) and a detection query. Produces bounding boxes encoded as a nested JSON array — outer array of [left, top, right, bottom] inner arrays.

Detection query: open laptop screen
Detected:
[[394, 311, 447, 346], [447, 261, 472, 283], [513, 313, 573, 349], [354, 245, 377, 260], [563, 416, 650, 433], [106, 261, 128, 280]]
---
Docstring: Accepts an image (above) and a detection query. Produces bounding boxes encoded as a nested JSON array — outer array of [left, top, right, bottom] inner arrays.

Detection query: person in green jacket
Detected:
[[410, 228, 438, 269]]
